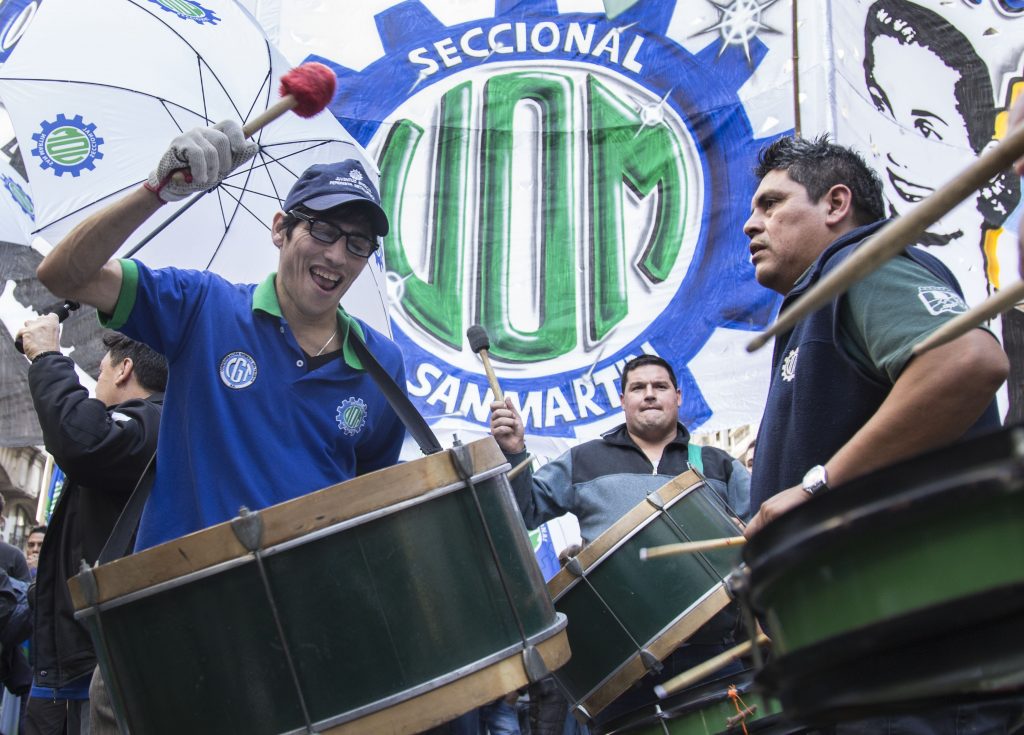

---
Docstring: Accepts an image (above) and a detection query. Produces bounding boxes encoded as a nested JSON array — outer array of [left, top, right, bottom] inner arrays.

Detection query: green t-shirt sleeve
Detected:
[[839, 254, 974, 384]]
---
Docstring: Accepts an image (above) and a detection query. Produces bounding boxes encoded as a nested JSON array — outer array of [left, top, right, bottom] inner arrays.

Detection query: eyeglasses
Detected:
[[288, 210, 378, 259]]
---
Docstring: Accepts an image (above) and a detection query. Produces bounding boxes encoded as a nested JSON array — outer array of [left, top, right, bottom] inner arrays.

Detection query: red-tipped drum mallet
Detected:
[[172, 62, 336, 184], [241, 61, 336, 137], [467, 325, 504, 402]]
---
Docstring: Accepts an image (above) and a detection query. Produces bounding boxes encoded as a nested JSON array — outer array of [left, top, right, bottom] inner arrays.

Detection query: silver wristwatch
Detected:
[[802, 465, 829, 496]]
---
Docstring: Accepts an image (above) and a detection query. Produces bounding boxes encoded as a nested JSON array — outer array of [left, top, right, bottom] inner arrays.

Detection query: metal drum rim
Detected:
[[70, 437, 510, 611], [743, 427, 1024, 612], [278, 613, 570, 734], [548, 470, 709, 600], [600, 668, 760, 734], [75, 460, 512, 616], [754, 588, 1024, 724], [561, 584, 733, 718]]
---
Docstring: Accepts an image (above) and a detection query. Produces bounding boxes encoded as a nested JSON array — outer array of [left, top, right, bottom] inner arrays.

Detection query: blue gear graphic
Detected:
[[1, 174, 34, 220], [313, 0, 788, 437], [31, 113, 104, 177], [145, 0, 219, 25], [336, 398, 368, 436]]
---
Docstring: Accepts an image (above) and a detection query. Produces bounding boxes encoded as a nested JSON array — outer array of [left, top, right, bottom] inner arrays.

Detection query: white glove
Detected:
[[145, 120, 258, 202]]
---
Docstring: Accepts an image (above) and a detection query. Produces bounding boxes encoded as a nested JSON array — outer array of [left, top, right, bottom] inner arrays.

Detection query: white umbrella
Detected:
[[0, 0, 390, 334]]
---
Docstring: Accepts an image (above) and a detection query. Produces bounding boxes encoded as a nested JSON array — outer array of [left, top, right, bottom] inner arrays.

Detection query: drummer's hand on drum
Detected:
[[489, 397, 526, 454], [743, 483, 810, 538]]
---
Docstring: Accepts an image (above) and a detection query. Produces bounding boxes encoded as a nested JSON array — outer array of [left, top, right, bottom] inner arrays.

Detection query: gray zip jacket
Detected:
[[505, 422, 750, 543]]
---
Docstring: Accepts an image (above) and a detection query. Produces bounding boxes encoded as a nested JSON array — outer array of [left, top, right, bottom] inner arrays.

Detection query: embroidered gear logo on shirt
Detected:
[[337, 398, 368, 435], [219, 352, 257, 389], [917, 286, 967, 316], [781, 347, 799, 382]]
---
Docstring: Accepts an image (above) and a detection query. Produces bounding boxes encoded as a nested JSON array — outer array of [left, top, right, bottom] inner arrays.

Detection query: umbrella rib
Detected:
[[203, 146, 273, 269], [0, 77, 225, 126], [121, 0, 266, 123], [25, 137, 342, 245]]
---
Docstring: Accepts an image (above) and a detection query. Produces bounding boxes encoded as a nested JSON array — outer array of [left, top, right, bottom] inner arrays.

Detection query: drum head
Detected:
[[743, 424, 1024, 722]]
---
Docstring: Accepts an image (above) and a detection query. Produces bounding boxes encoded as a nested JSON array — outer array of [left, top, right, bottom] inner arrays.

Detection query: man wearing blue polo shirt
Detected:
[[38, 120, 406, 551], [38, 121, 408, 731]]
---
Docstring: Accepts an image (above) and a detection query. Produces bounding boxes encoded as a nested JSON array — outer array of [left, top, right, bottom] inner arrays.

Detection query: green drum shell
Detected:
[[71, 439, 567, 735], [549, 472, 744, 719], [743, 425, 1024, 718], [600, 670, 795, 735]]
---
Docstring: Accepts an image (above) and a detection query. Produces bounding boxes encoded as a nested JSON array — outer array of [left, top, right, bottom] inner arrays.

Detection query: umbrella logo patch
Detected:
[[1, 174, 33, 220], [219, 351, 258, 390], [917, 286, 967, 316], [146, 0, 220, 25], [336, 398, 368, 435], [32, 114, 103, 177]]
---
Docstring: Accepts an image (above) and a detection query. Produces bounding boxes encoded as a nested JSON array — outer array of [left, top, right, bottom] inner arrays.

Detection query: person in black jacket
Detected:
[[0, 495, 29, 584], [16, 315, 165, 735]]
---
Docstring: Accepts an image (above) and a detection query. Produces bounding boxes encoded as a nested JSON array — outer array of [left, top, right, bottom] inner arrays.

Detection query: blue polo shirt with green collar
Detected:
[[104, 259, 407, 551]]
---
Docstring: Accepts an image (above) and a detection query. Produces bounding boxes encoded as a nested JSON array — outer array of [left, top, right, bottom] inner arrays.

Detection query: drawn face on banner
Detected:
[[862, 0, 1021, 301], [867, 35, 979, 245]]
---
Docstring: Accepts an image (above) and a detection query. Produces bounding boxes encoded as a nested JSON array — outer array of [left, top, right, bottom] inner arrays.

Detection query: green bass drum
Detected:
[[743, 424, 1024, 723], [70, 438, 570, 734], [547, 470, 744, 722]]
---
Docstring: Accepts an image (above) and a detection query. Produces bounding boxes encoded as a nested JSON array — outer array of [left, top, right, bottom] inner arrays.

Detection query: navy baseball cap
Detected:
[[284, 160, 390, 236]]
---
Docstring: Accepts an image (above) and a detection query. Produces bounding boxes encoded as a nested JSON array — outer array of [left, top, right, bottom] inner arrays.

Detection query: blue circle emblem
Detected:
[[219, 351, 257, 389]]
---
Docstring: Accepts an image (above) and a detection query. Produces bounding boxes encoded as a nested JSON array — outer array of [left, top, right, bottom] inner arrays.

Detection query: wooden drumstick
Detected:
[[507, 454, 534, 480], [654, 632, 770, 699], [746, 123, 1024, 353], [912, 280, 1024, 356], [172, 62, 336, 185], [467, 324, 504, 401], [639, 536, 746, 560]]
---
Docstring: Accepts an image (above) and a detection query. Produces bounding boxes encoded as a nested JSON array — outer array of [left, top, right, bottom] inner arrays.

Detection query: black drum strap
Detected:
[[349, 335, 443, 455], [96, 335, 440, 565], [97, 452, 156, 565]]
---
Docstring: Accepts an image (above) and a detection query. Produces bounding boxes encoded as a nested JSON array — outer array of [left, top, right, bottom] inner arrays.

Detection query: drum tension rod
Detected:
[[77, 562, 134, 735], [231, 507, 316, 733], [563, 551, 663, 675], [646, 474, 731, 582], [449, 443, 551, 684], [724, 567, 765, 672]]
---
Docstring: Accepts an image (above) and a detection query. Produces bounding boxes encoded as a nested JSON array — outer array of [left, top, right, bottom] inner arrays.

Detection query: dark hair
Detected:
[[102, 332, 168, 394], [28, 525, 46, 537], [280, 203, 382, 241], [619, 354, 678, 395], [754, 135, 886, 226], [863, 0, 1019, 226]]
